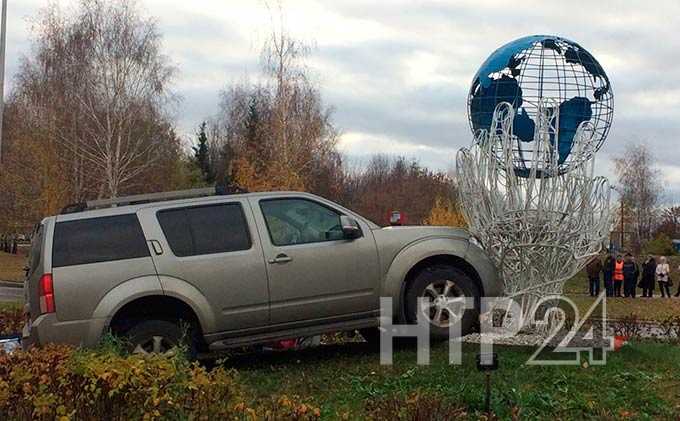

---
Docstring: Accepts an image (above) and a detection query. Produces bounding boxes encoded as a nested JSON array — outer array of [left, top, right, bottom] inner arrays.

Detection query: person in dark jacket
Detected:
[[640, 255, 656, 297], [623, 253, 639, 298], [602, 255, 614, 297], [586, 256, 603, 296]]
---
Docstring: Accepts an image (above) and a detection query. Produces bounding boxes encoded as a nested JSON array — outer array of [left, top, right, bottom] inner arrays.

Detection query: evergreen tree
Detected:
[[244, 95, 266, 166], [220, 140, 235, 188], [192, 122, 214, 184]]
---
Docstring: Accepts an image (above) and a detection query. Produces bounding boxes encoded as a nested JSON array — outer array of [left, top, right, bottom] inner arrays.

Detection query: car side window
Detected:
[[260, 199, 344, 246], [157, 203, 251, 257], [52, 214, 149, 267]]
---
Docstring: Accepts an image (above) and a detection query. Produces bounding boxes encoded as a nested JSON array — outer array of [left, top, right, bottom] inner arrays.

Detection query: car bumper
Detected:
[[22, 313, 107, 349]]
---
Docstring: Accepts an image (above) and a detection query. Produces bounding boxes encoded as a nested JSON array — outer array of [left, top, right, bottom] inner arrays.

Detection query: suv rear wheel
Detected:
[[405, 265, 480, 340], [124, 320, 197, 358]]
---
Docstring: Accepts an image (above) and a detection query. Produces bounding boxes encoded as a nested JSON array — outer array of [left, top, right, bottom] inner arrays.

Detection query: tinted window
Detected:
[[27, 223, 43, 275], [260, 199, 343, 246], [157, 203, 251, 257], [156, 209, 193, 257], [53, 214, 149, 267]]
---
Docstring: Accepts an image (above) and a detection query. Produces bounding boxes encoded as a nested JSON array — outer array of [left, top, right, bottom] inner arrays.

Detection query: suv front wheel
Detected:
[[405, 265, 480, 340]]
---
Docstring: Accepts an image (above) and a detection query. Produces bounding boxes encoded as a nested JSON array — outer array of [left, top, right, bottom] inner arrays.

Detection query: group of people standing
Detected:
[[585, 254, 680, 298]]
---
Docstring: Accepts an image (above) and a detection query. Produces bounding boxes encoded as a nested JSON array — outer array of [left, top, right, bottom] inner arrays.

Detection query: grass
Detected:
[[0, 301, 21, 311], [563, 266, 680, 322], [0, 252, 26, 283], [568, 295, 680, 322], [231, 341, 680, 419], [563, 270, 589, 295]]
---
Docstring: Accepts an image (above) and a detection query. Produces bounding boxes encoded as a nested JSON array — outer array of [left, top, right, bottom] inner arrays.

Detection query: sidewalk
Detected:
[[0, 281, 22, 289], [0, 285, 23, 302]]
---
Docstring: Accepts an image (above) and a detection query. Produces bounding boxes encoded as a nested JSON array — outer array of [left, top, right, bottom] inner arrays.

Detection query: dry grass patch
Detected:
[[0, 252, 26, 283], [567, 294, 680, 322]]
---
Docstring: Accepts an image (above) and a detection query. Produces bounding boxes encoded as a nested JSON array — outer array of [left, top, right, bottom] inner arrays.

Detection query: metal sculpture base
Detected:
[[457, 102, 611, 331]]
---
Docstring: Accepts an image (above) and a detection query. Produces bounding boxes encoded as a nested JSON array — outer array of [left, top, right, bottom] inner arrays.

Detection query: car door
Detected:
[[251, 195, 380, 325], [138, 199, 270, 333]]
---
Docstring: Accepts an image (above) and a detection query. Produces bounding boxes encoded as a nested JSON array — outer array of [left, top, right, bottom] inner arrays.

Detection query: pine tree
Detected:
[[192, 122, 214, 184], [243, 95, 266, 167]]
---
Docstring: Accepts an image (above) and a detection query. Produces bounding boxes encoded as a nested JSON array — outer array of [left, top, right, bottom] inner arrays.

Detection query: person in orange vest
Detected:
[[613, 254, 624, 297]]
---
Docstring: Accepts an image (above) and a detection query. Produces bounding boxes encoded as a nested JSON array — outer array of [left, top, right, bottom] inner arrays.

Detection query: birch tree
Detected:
[[66, 0, 176, 197], [0, 0, 183, 231], [614, 143, 663, 252], [16, 0, 177, 198], [213, 25, 342, 197]]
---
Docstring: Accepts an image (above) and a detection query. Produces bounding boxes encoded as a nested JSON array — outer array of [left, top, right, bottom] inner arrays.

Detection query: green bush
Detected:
[[0, 343, 320, 420], [642, 233, 678, 256], [0, 304, 23, 335]]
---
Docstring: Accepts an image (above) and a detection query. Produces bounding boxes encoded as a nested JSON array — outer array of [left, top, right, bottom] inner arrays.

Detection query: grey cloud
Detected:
[[5, 0, 680, 203]]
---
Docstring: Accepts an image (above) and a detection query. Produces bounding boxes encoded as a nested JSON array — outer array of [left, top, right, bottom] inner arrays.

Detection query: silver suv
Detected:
[[22, 188, 500, 356]]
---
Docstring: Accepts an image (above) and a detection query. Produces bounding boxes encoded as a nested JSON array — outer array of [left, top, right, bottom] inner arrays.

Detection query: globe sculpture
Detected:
[[457, 35, 613, 330], [468, 35, 613, 177]]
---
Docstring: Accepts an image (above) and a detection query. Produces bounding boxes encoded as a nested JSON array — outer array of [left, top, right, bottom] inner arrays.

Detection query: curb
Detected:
[[0, 281, 23, 289]]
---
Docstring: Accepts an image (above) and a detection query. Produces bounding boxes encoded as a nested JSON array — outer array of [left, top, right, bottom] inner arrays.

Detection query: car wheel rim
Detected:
[[132, 335, 177, 356], [420, 280, 466, 328]]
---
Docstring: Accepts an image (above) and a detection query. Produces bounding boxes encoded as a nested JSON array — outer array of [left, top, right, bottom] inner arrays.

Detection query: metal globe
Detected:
[[467, 35, 613, 176]]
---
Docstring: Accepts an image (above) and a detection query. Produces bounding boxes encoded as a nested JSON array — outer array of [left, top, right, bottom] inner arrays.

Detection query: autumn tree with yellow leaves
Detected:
[[0, 0, 188, 233], [0, 1, 468, 236], [423, 196, 467, 228], [207, 24, 342, 198]]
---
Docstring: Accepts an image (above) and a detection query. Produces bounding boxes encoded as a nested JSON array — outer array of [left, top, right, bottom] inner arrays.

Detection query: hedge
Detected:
[[0, 341, 319, 420]]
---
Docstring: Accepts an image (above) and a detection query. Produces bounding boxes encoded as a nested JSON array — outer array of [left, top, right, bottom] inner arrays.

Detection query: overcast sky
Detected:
[[6, 0, 680, 202]]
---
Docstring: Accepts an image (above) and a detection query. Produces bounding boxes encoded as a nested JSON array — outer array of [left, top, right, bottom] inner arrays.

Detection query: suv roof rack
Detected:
[[59, 185, 248, 214]]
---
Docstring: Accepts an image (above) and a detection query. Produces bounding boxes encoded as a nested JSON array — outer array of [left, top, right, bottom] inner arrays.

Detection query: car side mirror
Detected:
[[340, 215, 362, 240]]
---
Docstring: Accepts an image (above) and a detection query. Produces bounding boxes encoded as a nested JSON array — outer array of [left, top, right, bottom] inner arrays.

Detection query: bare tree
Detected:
[[70, 1, 176, 197], [614, 143, 663, 252], [654, 206, 680, 239], [18, 0, 176, 198], [211, 16, 341, 196], [0, 0, 183, 232]]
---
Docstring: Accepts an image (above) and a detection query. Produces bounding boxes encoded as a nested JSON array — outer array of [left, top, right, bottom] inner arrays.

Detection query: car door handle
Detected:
[[268, 253, 292, 264], [149, 240, 163, 255]]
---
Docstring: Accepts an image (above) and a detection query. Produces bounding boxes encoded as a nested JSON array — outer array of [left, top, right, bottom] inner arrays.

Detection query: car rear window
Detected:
[[157, 203, 251, 257], [52, 214, 149, 267], [27, 223, 44, 276]]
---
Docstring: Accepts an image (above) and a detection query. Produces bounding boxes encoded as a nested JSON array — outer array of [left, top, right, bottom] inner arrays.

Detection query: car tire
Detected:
[[124, 319, 198, 359], [405, 265, 480, 340], [359, 327, 380, 346]]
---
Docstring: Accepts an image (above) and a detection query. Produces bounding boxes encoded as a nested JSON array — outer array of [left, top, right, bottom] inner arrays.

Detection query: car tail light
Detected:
[[39, 274, 55, 314]]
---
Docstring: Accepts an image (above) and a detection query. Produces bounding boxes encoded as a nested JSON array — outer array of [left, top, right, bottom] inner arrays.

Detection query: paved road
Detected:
[[0, 283, 23, 302]]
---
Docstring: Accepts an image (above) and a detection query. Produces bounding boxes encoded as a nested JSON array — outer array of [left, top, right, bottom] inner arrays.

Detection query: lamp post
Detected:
[[0, 0, 7, 163], [611, 186, 625, 251], [476, 352, 498, 414]]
